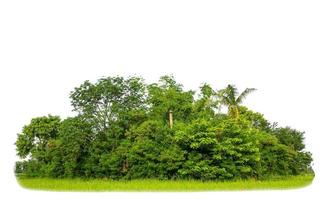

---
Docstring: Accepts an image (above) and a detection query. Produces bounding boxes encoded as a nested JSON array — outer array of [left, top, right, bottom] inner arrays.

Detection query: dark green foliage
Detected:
[[124, 120, 184, 179], [15, 75, 314, 180], [257, 131, 313, 177], [57, 117, 93, 177], [273, 127, 305, 151], [239, 106, 272, 132]]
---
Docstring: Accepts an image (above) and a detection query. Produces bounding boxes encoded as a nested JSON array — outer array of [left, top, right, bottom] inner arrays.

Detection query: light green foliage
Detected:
[[15, 75, 314, 181], [215, 85, 256, 119], [174, 119, 217, 151], [178, 152, 229, 180], [17, 174, 314, 191], [213, 118, 261, 179], [16, 115, 61, 158], [192, 83, 216, 119], [175, 119, 226, 180]]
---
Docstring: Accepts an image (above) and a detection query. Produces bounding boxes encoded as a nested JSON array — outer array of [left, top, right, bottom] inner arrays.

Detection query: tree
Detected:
[[125, 120, 184, 179], [15, 115, 61, 160], [57, 116, 93, 177], [147, 75, 194, 124], [213, 118, 261, 179], [174, 119, 225, 180], [15, 115, 61, 177], [273, 127, 305, 151], [238, 106, 272, 132], [70, 76, 147, 133], [192, 83, 216, 120], [215, 85, 256, 119]]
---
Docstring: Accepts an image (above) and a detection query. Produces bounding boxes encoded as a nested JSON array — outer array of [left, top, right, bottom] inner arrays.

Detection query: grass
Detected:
[[17, 174, 314, 192]]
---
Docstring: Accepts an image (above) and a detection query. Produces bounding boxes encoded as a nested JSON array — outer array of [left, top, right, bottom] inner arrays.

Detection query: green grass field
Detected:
[[17, 174, 314, 191]]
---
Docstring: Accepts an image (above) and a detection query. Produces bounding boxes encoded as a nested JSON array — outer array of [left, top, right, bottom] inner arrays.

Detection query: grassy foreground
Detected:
[[17, 174, 314, 192]]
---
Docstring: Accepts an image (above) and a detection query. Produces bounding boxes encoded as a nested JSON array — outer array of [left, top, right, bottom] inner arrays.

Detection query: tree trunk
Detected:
[[169, 110, 173, 128]]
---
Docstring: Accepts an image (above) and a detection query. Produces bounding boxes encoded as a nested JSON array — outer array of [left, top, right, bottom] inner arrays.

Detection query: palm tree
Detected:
[[216, 85, 256, 119]]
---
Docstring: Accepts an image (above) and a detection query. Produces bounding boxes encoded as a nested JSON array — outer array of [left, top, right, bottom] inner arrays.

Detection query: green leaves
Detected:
[[147, 75, 194, 122], [174, 119, 217, 152], [15, 115, 61, 159], [57, 117, 93, 177], [273, 127, 305, 151], [214, 84, 256, 119], [212, 118, 261, 179], [16, 133, 33, 158], [70, 76, 147, 132], [15, 75, 313, 180]]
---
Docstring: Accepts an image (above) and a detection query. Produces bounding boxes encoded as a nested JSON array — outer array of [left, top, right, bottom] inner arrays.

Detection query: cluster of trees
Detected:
[[15, 75, 313, 180]]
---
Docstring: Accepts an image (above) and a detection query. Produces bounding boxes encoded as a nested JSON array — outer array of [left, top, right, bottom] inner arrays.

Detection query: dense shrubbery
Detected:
[[15, 75, 314, 180]]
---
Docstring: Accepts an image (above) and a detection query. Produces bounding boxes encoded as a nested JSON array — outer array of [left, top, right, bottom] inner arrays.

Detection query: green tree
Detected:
[[57, 116, 93, 177], [213, 118, 261, 179], [238, 106, 272, 132], [174, 119, 225, 180], [215, 85, 256, 119], [273, 127, 305, 151], [70, 76, 147, 133], [192, 83, 216, 120], [15, 115, 61, 176], [147, 75, 194, 124], [125, 120, 184, 179], [15, 115, 61, 160]]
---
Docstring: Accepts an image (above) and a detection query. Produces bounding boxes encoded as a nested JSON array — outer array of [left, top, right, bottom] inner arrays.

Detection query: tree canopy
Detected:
[[15, 75, 314, 180]]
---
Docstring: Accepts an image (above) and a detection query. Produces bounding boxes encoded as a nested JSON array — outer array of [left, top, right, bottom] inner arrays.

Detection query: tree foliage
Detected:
[[215, 85, 256, 119], [15, 75, 314, 180], [70, 76, 147, 133]]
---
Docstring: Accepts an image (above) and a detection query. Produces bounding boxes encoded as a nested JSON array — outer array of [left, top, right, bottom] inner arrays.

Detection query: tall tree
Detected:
[[147, 75, 194, 124], [70, 76, 147, 133], [192, 83, 216, 119], [216, 85, 256, 119]]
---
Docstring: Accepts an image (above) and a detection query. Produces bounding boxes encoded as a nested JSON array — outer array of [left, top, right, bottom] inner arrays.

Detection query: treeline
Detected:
[[15, 75, 313, 180]]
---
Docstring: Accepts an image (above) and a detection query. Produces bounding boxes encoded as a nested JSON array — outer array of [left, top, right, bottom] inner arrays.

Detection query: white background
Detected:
[[0, 0, 331, 199]]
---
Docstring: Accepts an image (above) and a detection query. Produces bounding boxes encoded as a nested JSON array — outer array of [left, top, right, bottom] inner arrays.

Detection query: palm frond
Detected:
[[217, 85, 237, 105], [226, 85, 237, 103], [236, 88, 256, 104]]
